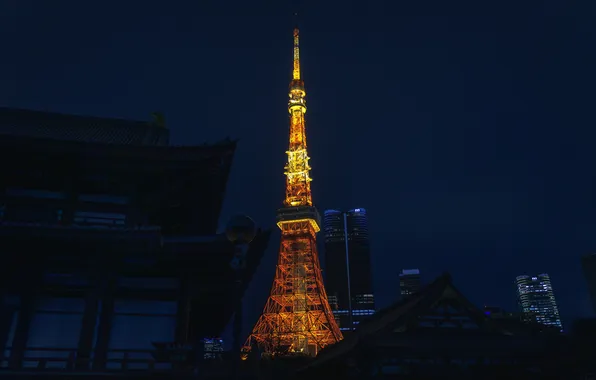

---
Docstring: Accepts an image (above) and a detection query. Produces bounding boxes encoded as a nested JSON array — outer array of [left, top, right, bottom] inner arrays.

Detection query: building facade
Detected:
[[581, 253, 596, 315], [0, 108, 271, 378], [483, 306, 519, 320], [202, 338, 224, 360], [399, 269, 421, 297], [323, 209, 375, 333], [515, 274, 563, 331]]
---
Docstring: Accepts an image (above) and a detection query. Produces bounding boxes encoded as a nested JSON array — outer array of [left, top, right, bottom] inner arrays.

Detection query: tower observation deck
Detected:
[[242, 26, 342, 358]]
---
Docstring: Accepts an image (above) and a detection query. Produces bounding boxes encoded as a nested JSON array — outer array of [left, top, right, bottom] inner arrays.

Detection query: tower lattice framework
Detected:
[[243, 27, 343, 357]]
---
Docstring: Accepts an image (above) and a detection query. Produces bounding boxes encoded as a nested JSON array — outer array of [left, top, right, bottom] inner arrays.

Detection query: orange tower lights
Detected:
[[242, 27, 343, 357]]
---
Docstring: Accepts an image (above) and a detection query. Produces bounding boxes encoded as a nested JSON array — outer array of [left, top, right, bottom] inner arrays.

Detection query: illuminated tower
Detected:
[[243, 27, 342, 357]]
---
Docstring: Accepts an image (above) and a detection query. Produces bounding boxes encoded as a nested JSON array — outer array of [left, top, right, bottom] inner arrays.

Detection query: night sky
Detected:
[[2, 0, 596, 338]]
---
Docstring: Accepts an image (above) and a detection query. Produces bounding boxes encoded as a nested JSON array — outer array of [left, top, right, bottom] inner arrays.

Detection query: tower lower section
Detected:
[[243, 208, 342, 357]]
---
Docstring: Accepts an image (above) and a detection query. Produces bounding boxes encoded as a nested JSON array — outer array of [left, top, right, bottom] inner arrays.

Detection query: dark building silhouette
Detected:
[[483, 306, 519, 320], [0, 108, 271, 377], [300, 273, 564, 378], [0, 107, 170, 146], [399, 269, 421, 297], [515, 274, 563, 331], [581, 253, 596, 315], [323, 209, 375, 334]]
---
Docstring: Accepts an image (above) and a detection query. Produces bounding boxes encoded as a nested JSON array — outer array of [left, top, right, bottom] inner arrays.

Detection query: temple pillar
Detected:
[[7, 291, 34, 369], [76, 271, 102, 370], [175, 275, 191, 343], [0, 298, 16, 365], [92, 274, 116, 370]]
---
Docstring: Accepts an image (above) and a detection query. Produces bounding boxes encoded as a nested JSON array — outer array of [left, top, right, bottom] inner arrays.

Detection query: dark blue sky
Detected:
[[2, 0, 596, 335]]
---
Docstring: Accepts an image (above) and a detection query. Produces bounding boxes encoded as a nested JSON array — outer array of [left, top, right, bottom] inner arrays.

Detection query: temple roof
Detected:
[[304, 272, 553, 370], [0, 134, 237, 235], [0, 107, 169, 146], [0, 132, 236, 162]]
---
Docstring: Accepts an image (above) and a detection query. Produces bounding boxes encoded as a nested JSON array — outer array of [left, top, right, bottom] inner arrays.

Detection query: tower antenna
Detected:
[[292, 7, 301, 80], [292, 23, 301, 81]]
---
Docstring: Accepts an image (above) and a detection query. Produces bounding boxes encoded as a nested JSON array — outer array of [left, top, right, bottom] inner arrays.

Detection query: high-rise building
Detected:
[[243, 26, 342, 357], [323, 209, 375, 333], [515, 274, 563, 331], [581, 253, 596, 315], [202, 338, 224, 360], [399, 269, 421, 297]]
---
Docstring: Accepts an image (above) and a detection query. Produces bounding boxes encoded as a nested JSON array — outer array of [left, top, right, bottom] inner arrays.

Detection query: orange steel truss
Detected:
[[242, 27, 342, 358]]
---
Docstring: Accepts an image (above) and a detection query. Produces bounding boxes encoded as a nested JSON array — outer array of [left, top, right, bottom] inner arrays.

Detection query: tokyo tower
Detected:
[[243, 26, 343, 357]]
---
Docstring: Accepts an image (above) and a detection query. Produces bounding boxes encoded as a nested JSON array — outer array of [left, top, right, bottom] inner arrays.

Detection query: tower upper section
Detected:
[[292, 27, 301, 81], [283, 26, 313, 210], [288, 27, 306, 117]]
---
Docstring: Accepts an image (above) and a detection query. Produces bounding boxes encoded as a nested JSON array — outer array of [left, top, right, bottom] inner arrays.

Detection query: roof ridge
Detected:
[[305, 273, 454, 369]]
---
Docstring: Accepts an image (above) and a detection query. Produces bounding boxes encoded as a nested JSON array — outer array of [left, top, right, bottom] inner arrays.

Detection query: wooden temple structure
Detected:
[[297, 273, 567, 379], [0, 108, 271, 379]]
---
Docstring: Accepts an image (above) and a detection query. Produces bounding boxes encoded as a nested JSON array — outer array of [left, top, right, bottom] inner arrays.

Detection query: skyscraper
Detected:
[[242, 26, 341, 357], [581, 253, 596, 315], [399, 269, 421, 297], [323, 208, 375, 333], [202, 338, 224, 360], [515, 274, 563, 331]]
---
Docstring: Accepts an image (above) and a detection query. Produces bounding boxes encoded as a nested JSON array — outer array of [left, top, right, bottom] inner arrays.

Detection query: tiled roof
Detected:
[[306, 274, 455, 367], [302, 272, 526, 370], [0, 133, 236, 162], [0, 107, 169, 146]]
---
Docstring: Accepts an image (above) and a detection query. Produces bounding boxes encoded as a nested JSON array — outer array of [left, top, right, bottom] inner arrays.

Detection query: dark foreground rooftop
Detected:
[[0, 107, 169, 146]]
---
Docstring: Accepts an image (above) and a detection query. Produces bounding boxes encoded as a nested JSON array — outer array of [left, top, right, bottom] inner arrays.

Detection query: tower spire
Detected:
[[292, 11, 300, 80], [293, 25, 301, 80]]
